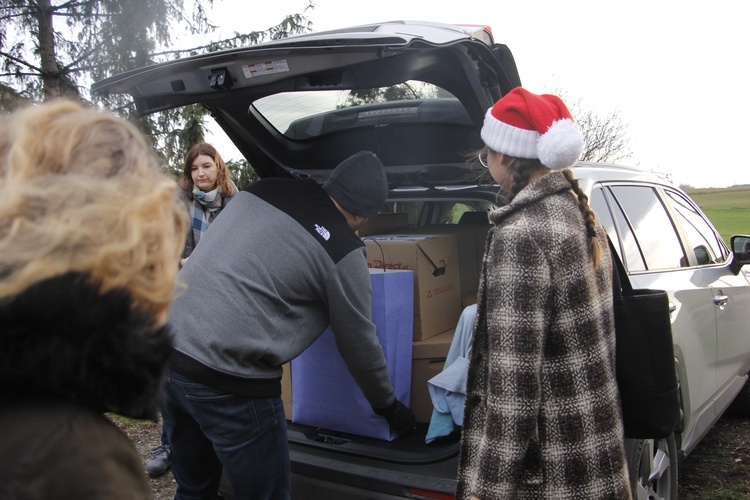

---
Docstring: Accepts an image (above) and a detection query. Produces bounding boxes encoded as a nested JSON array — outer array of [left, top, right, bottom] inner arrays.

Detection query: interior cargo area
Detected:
[[283, 207, 493, 457]]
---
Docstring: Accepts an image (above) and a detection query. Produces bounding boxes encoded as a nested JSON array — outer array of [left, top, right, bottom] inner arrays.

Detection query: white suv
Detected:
[[94, 21, 750, 500]]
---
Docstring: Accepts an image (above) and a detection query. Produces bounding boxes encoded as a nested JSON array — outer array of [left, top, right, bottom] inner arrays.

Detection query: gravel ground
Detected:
[[112, 413, 750, 499], [680, 415, 750, 499], [110, 415, 176, 500]]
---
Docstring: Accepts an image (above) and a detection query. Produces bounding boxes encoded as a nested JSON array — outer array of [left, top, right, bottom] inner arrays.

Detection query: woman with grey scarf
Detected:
[[146, 142, 238, 477], [178, 142, 238, 266]]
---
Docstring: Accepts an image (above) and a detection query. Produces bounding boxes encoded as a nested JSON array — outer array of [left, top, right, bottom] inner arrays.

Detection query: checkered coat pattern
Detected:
[[456, 171, 631, 499]]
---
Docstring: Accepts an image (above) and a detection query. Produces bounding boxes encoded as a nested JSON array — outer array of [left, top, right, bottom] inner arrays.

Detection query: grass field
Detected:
[[686, 187, 750, 246]]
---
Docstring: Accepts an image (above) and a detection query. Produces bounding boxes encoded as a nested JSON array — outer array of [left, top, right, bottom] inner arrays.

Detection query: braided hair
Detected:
[[503, 155, 602, 267], [562, 169, 602, 267]]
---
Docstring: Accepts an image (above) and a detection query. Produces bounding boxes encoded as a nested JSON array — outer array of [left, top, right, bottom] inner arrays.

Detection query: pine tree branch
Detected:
[[0, 11, 32, 20], [60, 38, 106, 72], [149, 32, 260, 58], [53, 11, 111, 18], [0, 71, 40, 78], [49, 0, 100, 12], [0, 50, 42, 73]]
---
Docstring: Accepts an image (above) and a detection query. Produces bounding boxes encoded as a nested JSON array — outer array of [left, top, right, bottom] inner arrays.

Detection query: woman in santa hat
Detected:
[[456, 88, 631, 499]]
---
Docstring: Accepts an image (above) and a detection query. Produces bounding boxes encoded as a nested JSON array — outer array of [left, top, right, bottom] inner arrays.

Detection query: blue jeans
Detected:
[[162, 369, 290, 500]]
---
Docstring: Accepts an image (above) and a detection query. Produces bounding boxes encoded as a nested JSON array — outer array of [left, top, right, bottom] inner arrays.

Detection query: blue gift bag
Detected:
[[291, 269, 413, 440]]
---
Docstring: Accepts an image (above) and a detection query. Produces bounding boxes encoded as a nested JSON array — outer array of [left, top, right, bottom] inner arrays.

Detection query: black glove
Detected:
[[373, 399, 416, 437]]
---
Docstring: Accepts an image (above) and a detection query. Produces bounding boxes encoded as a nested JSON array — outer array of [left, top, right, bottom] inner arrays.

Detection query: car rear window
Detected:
[[253, 81, 468, 139]]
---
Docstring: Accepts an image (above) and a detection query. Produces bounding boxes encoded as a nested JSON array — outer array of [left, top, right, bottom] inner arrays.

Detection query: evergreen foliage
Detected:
[[0, 0, 314, 178]]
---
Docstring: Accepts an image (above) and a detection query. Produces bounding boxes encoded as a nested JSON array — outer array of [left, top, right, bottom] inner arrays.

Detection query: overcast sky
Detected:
[[203, 0, 749, 189]]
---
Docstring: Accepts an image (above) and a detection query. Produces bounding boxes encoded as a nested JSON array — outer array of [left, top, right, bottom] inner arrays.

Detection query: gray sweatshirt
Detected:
[[168, 178, 395, 409]]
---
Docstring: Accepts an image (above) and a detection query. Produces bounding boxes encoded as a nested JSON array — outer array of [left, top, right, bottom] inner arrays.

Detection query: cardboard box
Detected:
[[364, 234, 461, 340], [358, 213, 410, 237], [411, 328, 455, 423], [291, 269, 414, 441], [404, 225, 490, 299]]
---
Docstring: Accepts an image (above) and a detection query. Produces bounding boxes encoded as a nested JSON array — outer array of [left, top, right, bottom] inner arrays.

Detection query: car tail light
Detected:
[[456, 24, 494, 45], [408, 488, 455, 500]]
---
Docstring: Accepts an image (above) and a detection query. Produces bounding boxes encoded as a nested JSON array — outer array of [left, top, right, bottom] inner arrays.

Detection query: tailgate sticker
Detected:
[[242, 60, 290, 79]]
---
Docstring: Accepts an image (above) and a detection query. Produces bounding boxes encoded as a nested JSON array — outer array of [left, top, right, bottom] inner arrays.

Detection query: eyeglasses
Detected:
[[478, 151, 489, 168]]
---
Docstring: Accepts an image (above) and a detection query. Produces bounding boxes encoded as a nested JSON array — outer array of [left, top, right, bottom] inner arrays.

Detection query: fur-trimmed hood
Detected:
[[0, 272, 172, 420]]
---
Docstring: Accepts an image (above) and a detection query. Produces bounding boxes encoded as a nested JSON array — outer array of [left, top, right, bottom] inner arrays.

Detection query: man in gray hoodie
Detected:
[[163, 150, 414, 500]]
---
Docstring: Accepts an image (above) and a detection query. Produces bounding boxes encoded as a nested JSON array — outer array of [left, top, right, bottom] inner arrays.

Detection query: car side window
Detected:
[[663, 190, 727, 266], [448, 203, 480, 224], [590, 186, 646, 271], [380, 201, 425, 226], [589, 186, 618, 244], [610, 185, 687, 271]]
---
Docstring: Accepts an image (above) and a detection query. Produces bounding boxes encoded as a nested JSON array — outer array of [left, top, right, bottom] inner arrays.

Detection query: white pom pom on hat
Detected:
[[480, 87, 584, 170]]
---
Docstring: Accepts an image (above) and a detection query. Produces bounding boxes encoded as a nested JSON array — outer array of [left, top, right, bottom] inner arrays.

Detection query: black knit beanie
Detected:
[[322, 151, 387, 217]]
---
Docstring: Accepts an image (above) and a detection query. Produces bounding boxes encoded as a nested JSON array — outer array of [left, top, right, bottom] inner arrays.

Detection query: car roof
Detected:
[[386, 162, 676, 202], [93, 20, 522, 185], [570, 162, 676, 194]]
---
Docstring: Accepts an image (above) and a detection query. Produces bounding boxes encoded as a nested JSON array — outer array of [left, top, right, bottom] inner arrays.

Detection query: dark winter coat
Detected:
[[456, 171, 631, 499], [0, 272, 173, 499]]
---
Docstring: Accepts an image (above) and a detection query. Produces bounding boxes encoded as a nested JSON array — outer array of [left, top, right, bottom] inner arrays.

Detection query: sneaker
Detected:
[[145, 444, 171, 477]]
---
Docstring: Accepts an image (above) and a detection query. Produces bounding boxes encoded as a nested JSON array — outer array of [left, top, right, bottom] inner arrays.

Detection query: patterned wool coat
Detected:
[[456, 171, 632, 499]]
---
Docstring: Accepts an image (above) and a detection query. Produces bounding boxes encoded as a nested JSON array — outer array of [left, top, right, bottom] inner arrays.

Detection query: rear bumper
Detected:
[[288, 429, 458, 499]]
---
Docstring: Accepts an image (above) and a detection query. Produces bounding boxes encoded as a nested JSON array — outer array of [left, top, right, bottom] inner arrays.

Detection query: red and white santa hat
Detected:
[[481, 87, 584, 170]]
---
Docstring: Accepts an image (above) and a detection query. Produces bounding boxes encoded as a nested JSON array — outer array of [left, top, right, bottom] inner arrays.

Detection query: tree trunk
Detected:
[[35, 0, 60, 100]]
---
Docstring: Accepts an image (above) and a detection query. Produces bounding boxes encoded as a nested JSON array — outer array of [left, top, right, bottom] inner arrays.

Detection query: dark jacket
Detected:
[[0, 272, 173, 499], [456, 171, 631, 499]]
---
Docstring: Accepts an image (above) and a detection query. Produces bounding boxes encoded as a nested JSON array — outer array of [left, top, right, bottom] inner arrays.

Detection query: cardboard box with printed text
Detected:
[[364, 234, 461, 340]]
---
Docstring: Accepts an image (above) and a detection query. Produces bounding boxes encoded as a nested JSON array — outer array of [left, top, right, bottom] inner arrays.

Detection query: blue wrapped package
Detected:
[[291, 269, 414, 441]]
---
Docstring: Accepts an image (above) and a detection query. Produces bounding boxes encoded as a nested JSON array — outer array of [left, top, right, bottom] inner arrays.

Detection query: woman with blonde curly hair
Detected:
[[0, 100, 187, 498]]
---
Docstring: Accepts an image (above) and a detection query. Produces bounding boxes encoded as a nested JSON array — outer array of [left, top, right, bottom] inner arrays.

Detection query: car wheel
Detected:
[[727, 377, 750, 417], [625, 434, 678, 500]]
